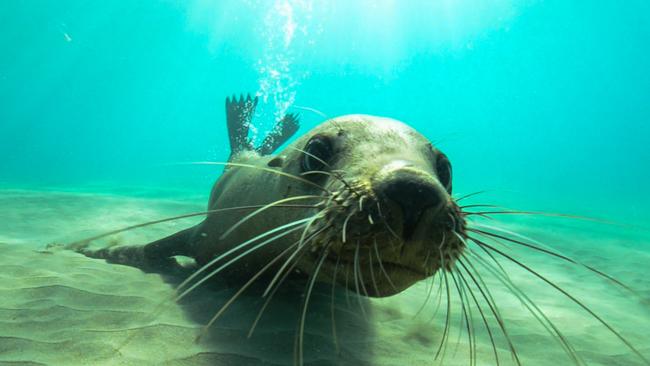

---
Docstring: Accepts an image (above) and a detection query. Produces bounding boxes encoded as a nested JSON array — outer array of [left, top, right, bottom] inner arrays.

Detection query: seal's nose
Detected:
[[379, 172, 447, 240]]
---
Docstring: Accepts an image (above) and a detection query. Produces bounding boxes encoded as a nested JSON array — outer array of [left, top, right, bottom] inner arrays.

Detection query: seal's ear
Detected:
[[267, 156, 284, 167], [226, 94, 257, 156], [256, 113, 300, 156]]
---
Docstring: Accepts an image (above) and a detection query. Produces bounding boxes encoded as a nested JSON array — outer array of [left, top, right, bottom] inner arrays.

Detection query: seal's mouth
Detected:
[[301, 176, 466, 297], [288, 156, 469, 297]]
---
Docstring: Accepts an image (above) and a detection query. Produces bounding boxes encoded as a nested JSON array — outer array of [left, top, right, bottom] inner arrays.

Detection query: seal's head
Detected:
[[276, 115, 466, 297]]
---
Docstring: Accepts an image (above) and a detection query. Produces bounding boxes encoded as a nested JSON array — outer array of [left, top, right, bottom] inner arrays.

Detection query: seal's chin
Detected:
[[328, 257, 431, 297], [368, 260, 432, 296], [311, 224, 464, 297]]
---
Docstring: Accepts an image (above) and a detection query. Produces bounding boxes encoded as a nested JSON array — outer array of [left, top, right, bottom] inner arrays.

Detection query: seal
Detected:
[[71, 94, 649, 366], [75, 94, 466, 298]]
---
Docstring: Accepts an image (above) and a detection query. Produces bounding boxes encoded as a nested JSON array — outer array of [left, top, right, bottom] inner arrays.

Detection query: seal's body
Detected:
[[79, 95, 465, 297], [71, 94, 650, 365]]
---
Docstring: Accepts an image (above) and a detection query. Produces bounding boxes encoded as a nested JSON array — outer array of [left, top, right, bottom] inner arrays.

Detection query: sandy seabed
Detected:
[[0, 189, 648, 365]]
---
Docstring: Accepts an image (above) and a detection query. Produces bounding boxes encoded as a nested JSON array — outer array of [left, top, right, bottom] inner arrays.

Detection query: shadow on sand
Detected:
[[153, 267, 376, 366]]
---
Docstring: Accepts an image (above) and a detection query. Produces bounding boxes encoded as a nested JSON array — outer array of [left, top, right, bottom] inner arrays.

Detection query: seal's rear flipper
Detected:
[[257, 113, 300, 155], [76, 227, 196, 272], [226, 94, 258, 156]]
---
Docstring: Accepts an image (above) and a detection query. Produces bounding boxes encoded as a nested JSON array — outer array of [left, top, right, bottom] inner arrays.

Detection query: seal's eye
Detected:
[[301, 135, 333, 172], [436, 156, 452, 193]]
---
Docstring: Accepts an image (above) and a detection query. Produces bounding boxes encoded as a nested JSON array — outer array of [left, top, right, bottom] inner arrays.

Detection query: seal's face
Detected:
[[284, 115, 466, 297]]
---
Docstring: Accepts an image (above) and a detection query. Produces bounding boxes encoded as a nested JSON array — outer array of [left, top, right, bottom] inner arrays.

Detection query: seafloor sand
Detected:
[[0, 189, 648, 365]]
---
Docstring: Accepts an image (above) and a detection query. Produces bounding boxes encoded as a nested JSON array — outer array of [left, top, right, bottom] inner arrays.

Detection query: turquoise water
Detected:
[[2, 1, 649, 222], [1, 1, 649, 365]]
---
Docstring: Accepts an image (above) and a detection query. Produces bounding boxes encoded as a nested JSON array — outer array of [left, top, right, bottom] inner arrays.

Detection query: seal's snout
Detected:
[[378, 170, 447, 239]]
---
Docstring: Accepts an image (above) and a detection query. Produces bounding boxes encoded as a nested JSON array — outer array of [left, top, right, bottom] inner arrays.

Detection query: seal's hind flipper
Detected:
[[77, 227, 196, 272], [226, 94, 257, 156], [257, 113, 300, 155]]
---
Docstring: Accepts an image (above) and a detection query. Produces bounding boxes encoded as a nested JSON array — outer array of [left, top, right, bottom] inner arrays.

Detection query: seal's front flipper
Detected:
[[257, 113, 300, 155], [77, 227, 196, 273], [226, 94, 258, 156]]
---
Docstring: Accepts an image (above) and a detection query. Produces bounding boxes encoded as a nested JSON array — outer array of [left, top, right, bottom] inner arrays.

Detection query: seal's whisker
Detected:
[[200, 235, 318, 340], [352, 241, 368, 319], [434, 240, 452, 363], [297, 208, 331, 250], [248, 276, 289, 339], [296, 244, 331, 366], [263, 224, 331, 298], [186, 161, 333, 194], [433, 266, 452, 363], [300, 170, 342, 180], [343, 264, 353, 310], [428, 275, 444, 323], [456, 227, 510, 315], [248, 234, 326, 339], [63, 204, 318, 250], [289, 146, 359, 197], [95, 217, 315, 335], [454, 190, 488, 202], [472, 238, 650, 365], [414, 249, 438, 319], [290, 104, 328, 119], [106, 219, 308, 356], [449, 269, 474, 365], [367, 247, 380, 297], [459, 270, 478, 366], [466, 212, 496, 220], [455, 264, 500, 366], [457, 257, 522, 366], [450, 279, 465, 359], [330, 255, 341, 354], [221, 195, 324, 240], [469, 226, 634, 293], [175, 217, 313, 297], [177, 223, 309, 301], [373, 239, 398, 292], [454, 230, 510, 281], [291, 146, 333, 170], [290, 146, 361, 197], [461, 250, 506, 322], [423, 248, 433, 268], [376, 202, 401, 241], [246, 290, 278, 339], [470, 247, 586, 365], [341, 210, 356, 243], [463, 210, 621, 227], [466, 248, 585, 366], [355, 241, 370, 297], [458, 269, 478, 366], [459, 204, 501, 210]]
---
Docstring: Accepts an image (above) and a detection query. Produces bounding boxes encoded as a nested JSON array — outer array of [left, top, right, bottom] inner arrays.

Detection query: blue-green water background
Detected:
[[1, 0, 649, 224]]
